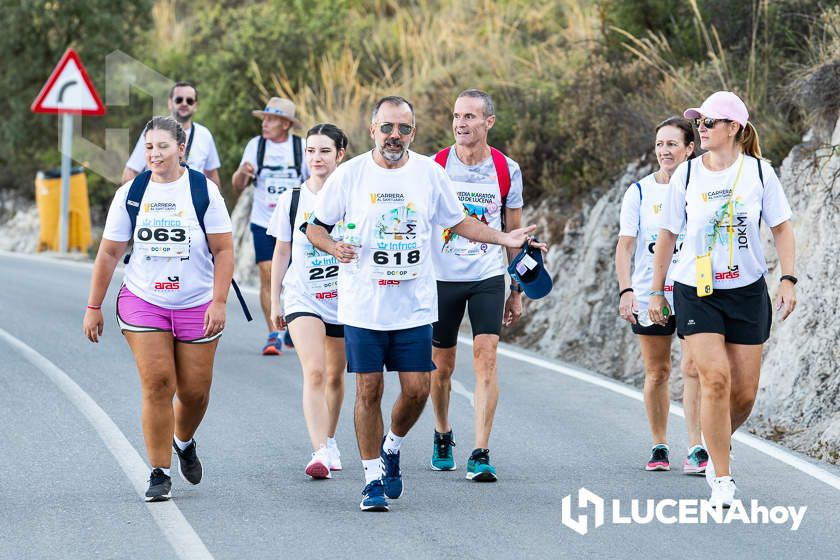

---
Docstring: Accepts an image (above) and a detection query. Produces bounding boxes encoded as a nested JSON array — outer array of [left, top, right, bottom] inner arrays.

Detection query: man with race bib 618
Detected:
[[305, 96, 545, 512], [429, 89, 525, 482], [233, 97, 309, 355]]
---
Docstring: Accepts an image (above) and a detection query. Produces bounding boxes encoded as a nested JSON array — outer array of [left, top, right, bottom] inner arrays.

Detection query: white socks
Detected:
[[327, 437, 337, 449], [174, 437, 193, 451], [154, 467, 171, 476], [362, 459, 382, 484], [382, 431, 403, 454]]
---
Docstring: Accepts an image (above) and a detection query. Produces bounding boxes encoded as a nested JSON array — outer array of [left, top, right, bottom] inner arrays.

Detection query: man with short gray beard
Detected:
[[305, 95, 543, 512]]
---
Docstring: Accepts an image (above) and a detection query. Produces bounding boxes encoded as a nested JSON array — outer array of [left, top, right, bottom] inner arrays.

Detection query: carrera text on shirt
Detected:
[[432, 147, 524, 282], [663, 154, 792, 290], [618, 172, 686, 310], [266, 185, 345, 324], [313, 150, 465, 331], [102, 172, 232, 308], [240, 135, 309, 228]]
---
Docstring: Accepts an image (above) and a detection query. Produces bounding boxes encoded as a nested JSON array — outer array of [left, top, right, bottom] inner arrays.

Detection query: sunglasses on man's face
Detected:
[[174, 97, 195, 106], [693, 117, 731, 129], [374, 122, 414, 136]]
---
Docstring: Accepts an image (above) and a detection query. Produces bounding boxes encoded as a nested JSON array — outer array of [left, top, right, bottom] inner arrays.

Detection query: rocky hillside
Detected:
[[508, 118, 840, 465]]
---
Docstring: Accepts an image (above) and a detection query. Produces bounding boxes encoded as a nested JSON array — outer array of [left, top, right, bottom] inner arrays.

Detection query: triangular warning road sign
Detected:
[[31, 48, 106, 115]]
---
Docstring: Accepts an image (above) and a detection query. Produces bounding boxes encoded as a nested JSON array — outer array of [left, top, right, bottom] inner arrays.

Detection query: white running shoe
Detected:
[[305, 446, 331, 479], [709, 476, 736, 508], [327, 442, 342, 471]]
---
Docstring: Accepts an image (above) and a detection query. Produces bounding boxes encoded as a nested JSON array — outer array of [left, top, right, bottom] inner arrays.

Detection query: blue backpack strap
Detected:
[[292, 135, 303, 178], [123, 170, 153, 264], [187, 168, 253, 322], [756, 156, 764, 188], [635, 181, 642, 231], [635, 181, 642, 201]]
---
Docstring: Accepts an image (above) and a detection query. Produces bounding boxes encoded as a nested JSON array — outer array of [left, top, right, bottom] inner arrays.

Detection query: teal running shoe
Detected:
[[466, 448, 497, 482], [431, 430, 456, 471]]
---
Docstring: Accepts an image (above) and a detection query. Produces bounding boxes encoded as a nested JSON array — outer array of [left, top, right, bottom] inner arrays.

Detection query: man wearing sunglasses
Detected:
[[305, 95, 544, 512], [122, 82, 221, 187], [428, 89, 525, 483]]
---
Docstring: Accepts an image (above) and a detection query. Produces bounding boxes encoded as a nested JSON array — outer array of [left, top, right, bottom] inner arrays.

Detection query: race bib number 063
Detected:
[[134, 227, 190, 258]]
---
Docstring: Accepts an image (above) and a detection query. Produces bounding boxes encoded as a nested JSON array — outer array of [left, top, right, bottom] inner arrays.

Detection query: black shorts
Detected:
[[673, 277, 771, 345], [432, 275, 505, 349], [285, 312, 344, 338], [631, 314, 677, 336]]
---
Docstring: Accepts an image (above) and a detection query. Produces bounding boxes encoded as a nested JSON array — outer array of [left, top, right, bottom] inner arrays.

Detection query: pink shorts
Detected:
[[116, 286, 221, 343]]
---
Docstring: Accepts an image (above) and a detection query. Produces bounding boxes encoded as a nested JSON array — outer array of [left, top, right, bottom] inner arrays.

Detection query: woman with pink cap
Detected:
[[648, 91, 797, 508]]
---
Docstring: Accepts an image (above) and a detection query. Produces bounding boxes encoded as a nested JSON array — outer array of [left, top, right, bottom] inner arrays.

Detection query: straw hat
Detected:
[[252, 97, 302, 129]]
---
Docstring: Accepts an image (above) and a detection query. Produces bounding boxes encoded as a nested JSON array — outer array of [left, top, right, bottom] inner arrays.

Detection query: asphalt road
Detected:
[[1, 251, 838, 559]]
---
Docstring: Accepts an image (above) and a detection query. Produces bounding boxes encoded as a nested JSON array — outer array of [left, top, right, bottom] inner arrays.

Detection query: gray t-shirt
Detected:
[[432, 147, 524, 281]]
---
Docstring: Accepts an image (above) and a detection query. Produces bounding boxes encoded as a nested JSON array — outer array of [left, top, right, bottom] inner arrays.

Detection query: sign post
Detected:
[[31, 48, 106, 253]]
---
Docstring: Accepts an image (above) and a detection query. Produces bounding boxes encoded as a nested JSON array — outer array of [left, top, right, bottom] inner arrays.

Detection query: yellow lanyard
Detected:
[[726, 155, 745, 271]]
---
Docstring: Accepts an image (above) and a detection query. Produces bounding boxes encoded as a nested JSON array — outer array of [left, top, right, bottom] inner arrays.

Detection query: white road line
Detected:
[[459, 334, 840, 492], [451, 378, 475, 408], [0, 328, 214, 560]]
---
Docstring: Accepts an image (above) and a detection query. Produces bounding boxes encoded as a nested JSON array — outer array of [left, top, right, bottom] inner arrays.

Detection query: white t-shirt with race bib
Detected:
[[125, 122, 221, 174], [314, 150, 466, 331], [618, 173, 685, 310], [432, 148, 524, 282], [103, 171, 232, 309], [240, 135, 309, 228], [663, 154, 792, 290], [266, 185, 344, 324]]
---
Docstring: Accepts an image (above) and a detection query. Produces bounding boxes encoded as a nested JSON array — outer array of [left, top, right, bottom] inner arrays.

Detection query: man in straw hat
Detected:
[[233, 97, 308, 355]]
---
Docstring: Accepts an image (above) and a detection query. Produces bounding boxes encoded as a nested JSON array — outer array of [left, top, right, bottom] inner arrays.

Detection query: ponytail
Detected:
[[737, 122, 762, 160]]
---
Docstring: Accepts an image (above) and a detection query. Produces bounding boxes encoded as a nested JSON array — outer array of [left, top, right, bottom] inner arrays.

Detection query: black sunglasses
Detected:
[[693, 117, 731, 129], [374, 122, 414, 136], [174, 96, 195, 106]]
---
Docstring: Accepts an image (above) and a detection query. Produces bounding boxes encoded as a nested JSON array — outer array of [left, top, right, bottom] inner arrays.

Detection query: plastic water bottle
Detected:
[[343, 223, 361, 271], [637, 306, 670, 327]]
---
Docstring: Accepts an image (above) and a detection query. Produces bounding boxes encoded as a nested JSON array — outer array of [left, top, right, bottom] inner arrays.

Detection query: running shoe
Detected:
[[466, 448, 497, 482], [709, 476, 736, 509], [145, 468, 172, 502], [431, 430, 456, 471], [683, 445, 709, 475], [359, 479, 389, 512], [645, 444, 670, 471], [380, 442, 403, 499], [327, 442, 342, 471], [283, 330, 294, 350], [305, 447, 331, 479], [261, 334, 283, 356], [172, 439, 202, 485]]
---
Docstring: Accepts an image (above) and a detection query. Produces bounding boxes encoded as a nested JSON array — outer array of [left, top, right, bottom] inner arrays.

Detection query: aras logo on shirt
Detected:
[[154, 275, 181, 291]]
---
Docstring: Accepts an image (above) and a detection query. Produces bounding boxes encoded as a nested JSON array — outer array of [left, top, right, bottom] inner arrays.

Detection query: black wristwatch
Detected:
[[780, 274, 798, 285], [510, 282, 524, 293]]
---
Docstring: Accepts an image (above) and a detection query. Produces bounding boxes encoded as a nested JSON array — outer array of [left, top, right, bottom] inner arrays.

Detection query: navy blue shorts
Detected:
[[345, 324, 435, 373], [250, 223, 276, 263]]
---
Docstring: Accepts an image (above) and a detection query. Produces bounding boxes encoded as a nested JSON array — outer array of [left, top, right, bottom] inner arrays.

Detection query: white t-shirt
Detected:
[[239, 135, 309, 228], [266, 184, 344, 323], [103, 171, 232, 308], [125, 122, 221, 173], [618, 173, 685, 310], [432, 147, 524, 282], [314, 150, 466, 330], [664, 154, 792, 289]]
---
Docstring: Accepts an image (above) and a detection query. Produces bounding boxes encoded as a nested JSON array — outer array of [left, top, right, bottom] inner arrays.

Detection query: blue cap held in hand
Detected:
[[507, 236, 552, 299]]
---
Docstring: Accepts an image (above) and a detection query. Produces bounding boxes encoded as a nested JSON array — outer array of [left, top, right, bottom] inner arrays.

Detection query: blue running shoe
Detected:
[[431, 430, 456, 471], [359, 479, 388, 512], [261, 332, 283, 356], [380, 443, 403, 499], [466, 448, 497, 482], [646, 444, 670, 471]]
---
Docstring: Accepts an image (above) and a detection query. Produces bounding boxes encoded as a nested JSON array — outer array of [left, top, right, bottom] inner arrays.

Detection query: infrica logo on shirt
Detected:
[[370, 192, 405, 204]]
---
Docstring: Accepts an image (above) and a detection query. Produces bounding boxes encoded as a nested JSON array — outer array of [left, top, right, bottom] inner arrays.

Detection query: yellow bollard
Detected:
[[35, 167, 92, 252]]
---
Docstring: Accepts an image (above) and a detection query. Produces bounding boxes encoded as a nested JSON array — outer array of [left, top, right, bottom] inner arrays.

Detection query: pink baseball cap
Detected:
[[684, 91, 749, 127]]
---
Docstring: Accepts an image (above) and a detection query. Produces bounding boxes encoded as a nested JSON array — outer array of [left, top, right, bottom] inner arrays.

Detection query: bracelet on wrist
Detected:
[[619, 288, 634, 297], [87, 304, 102, 310], [648, 290, 665, 297], [780, 274, 798, 285], [510, 282, 523, 293]]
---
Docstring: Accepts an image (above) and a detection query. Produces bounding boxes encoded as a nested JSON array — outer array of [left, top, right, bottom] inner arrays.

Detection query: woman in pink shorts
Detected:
[[83, 116, 234, 502]]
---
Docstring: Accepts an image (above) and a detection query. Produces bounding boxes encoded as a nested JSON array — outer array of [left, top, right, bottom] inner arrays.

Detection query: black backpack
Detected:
[[255, 134, 303, 180]]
